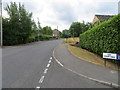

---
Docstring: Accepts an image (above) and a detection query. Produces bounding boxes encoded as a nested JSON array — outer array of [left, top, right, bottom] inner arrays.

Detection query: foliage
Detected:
[[35, 34, 55, 41], [40, 26, 53, 35], [61, 29, 71, 38], [80, 14, 120, 56], [69, 22, 81, 37], [69, 22, 92, 37], [3, 2, 33, 45]]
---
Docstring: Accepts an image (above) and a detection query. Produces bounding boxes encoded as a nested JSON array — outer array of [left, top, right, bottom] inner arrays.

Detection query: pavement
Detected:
[[53, 43, 120, 88]]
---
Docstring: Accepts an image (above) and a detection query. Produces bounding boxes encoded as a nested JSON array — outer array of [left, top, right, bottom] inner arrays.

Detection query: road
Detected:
[[2, 39, 116, 89]]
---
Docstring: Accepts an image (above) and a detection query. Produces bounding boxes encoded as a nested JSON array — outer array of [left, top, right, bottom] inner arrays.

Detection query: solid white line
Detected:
[[52, 49, 119, 88], [39, 76, 45, 83], [43, 68, 48, 74], [50, 57, 52, 60], [49, 60, 51, 63], [53, 51, 63, 67], [47, 63, 50, 68]]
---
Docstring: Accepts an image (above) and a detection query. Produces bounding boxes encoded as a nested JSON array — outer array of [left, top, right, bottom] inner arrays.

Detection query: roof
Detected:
[[95, 15, 114, 21]]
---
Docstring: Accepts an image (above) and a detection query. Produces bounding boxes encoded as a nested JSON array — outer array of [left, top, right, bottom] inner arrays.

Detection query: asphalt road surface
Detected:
[[2, 39, 116, 89]]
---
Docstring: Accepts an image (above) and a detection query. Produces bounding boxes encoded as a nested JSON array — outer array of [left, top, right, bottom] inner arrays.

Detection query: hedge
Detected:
[[35, 34, 56, 41], [80, 14, 120, 56]]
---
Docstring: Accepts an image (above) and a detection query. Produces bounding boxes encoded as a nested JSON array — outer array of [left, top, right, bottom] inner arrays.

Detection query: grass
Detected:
[[63, 37, 119, 70]]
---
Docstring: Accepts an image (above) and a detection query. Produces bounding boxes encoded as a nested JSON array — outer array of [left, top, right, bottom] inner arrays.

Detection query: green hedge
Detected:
[[80, 14, 120, 56], [35, 34, 56, 41]]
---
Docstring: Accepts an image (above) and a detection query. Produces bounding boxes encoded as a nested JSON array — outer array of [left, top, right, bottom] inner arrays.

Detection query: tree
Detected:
[[3, 2, 33, 45], [69, 22, 82, 37], [40, 26, 53, 35], [37, 18, 42, 31], [62, 29, 71, 38], [69, 22, 93, 37]]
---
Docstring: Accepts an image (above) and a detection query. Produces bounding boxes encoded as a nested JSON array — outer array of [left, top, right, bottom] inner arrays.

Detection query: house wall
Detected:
[[53, 30, 60, 38], [92, 16, 99, 24]]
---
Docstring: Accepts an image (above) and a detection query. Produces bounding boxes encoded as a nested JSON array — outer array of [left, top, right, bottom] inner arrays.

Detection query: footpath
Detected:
[[53, 44, 119, 89]]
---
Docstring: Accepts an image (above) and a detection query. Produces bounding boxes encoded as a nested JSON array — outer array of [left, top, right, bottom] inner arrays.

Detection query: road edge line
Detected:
[[52, 46, 119, 89]]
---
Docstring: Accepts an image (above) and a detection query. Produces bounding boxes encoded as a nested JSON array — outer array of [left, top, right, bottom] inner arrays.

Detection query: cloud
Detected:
[[2, 0, 120, 31]]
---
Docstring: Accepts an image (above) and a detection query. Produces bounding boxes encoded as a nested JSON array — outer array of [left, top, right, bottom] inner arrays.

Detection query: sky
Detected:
[[2, 0, 120, 31]]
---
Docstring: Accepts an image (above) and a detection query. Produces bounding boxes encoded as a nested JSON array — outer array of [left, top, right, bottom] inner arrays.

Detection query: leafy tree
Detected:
[[37, 18, 42, 31], [40, 26, 53, 35], [69, 22, 82, 37], [69, 22, 93, 37], [3, 2, 33, 45], [62, 29, 71, 38]]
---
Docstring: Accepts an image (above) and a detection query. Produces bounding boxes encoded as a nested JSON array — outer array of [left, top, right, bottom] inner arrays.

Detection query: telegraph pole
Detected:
[[0, 0, 2, 47]]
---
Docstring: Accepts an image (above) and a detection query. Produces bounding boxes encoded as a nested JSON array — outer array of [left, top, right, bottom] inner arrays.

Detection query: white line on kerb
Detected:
[[49, 60, 51, 63], [47, 63, 50, 68], [39, 76, 45, 83], [43, 68, 48, 74], [50, 57, 52, 60]]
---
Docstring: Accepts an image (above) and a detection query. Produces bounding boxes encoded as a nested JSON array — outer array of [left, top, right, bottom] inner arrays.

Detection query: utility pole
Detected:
[[37, 18, 40, 41], [0, 1, 2, 47], [118, 1, 120, 14]]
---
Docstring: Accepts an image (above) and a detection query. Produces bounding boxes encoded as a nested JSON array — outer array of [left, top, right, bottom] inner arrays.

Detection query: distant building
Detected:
[[92, 15, 114, 25], [118, 1, 120, 14], [53, 29, 61, 38]]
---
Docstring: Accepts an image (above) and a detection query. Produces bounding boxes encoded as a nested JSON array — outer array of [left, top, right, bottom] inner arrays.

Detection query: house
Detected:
[[92, 15, 114, 25], [53, 29, 61, 38]]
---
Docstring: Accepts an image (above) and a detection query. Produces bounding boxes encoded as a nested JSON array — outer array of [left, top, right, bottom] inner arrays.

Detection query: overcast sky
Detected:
[[2, 0, 120, 31]]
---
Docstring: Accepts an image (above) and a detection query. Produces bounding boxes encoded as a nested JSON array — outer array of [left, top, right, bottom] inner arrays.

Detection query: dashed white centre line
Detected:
[[47, 63, 50, 68], [43, 68, 48, 74], [39, 76, 45, 83], [36, 57, 53, 88], [35, 86, 41, 90], [49, 60, 51, 63], [50, 57, 52, 60]]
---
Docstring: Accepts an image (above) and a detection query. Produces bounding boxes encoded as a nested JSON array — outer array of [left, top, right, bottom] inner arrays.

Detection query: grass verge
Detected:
[[64, 38, 119, 70]]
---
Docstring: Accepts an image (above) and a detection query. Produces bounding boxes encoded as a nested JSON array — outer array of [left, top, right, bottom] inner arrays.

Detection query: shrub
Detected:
[[80, 14, 120, 56]]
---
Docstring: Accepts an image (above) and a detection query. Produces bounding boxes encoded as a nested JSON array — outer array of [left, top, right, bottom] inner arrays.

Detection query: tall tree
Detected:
[[41, 26, 53, 35], [69, 22, 82, 37], [3, 2, 33, 45], [62, 29, 71, 38]]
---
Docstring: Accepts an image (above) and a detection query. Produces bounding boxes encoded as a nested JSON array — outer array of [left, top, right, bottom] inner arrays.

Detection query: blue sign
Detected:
[[117, 54, 120, 60]]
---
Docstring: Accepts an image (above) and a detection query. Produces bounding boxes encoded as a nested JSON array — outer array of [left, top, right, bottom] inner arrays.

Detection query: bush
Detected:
[[35, 34, 56, 41], [28, 36, 35, 43], [80, 14, 120, 56]]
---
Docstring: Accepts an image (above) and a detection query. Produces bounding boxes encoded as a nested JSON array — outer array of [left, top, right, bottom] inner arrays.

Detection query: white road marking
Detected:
[[44, 68, 48, 74], [50, 57, 52, 59], [110, 71, 117, 74], [49, 60, 51, 63], [53, 51, 64, 67], [47, 63, 50, 68], [39, 76, 45, 83], [35, 86, 41, 90]]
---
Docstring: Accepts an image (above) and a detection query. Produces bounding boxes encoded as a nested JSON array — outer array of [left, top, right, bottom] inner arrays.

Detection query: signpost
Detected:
[[103, 53, 120, 70], [103, 53, 118, 60]]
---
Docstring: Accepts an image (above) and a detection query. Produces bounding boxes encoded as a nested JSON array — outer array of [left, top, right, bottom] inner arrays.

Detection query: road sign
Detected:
[[117, 54, 120, 60], [103, 53, 117, 60]]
